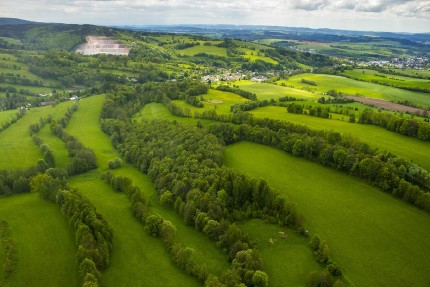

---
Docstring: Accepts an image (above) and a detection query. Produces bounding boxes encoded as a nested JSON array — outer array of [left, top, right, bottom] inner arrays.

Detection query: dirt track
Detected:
[[343, 95, 428, 114], [75, 36, 130, 56]]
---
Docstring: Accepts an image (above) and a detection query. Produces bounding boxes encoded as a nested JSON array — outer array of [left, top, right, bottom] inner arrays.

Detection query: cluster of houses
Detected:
[[202, 71, 270, 83], [357, 56, 429, 69], [37, 93, 79, 107]]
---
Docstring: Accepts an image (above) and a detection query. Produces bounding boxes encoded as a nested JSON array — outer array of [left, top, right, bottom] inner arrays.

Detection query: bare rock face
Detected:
[[75, 36, 131, 56]]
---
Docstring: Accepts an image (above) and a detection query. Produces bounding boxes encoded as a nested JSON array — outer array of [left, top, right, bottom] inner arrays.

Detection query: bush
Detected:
[[108, 158, 122, 169]]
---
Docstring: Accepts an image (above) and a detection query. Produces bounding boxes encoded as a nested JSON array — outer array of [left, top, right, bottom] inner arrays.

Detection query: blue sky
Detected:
[[1, 0, 429, 33]]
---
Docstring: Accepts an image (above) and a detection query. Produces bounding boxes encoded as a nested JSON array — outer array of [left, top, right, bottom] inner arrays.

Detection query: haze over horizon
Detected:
[[1, 0, 430, 33]]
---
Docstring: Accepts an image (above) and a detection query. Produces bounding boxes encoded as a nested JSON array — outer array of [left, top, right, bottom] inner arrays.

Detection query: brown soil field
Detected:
[[343, 95, 428, 115]]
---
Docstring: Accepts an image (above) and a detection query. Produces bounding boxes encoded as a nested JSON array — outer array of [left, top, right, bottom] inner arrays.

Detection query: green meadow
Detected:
[[37, 124, 70, 168], [173, 89, 250, 115], [0, 193, 77, 287], [134, 103, 214, 126], [70, 173, 200, 287], [250, 105, 430, 171], [66, 94, 230, 281], [282, 74, 430, 107], [179, 45, 228, 57], [342, 69, 430, 90], [240, 219, 323, 287], [0, 101, 75, 170], [0, 83, 55, 94], [65, 95, 118, 169], [225, 142, 430, 287], [113, 167, 230, 277], [390, 68, 430, 79], [0, 109, 18, 124], [234, 80, 319, 100]]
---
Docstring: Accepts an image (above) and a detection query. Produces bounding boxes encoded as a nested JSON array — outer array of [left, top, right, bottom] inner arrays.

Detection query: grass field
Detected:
[[234, 80, 319, 101], [0, 101, 75, 170], [67, 94, 230, 279], [342, 69, 430, 91], [389, 68, 430, 79], [113, 167, 230, 277], [179, 45, 228, 57], [173, 89, 250, 115], [240, 219, 323, 287], [66, 95, 118, 170], [134, 103, 215, 127], [0, 83, 55, 94], [0, 109, 18, 125], [0, 193, 77, 287], [70, 173, 200, 287], [281, 74, 430, 108], [37, 124, 70, 168], [225, 142, 430, 287], [250, 106, 430, 171]]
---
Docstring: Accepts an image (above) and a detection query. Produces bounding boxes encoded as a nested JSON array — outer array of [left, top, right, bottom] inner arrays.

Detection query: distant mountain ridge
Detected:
[[0, 18, 34, 25]]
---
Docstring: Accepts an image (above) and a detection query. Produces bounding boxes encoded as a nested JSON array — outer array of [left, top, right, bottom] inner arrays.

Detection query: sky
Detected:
[[1, 0, 429, 33]]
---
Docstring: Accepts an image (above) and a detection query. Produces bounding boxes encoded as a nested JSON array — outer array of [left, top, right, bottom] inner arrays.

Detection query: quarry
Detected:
[[75, 36, 130, 55]]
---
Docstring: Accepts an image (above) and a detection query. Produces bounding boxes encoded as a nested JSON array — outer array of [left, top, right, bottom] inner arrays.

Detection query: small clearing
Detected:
[[344, 95, 428, 114], [75, 36, 131, 56], [207, 100, 223, 104]]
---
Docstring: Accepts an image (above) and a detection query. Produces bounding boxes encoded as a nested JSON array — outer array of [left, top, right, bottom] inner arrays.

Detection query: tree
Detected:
[[29, 173, 63, 201], [252, 270, 269, 287], [79, 258, 101, 282], [160, 190, 174, 208], [144, 214, 164, 237], [309, 234, 320, 251]]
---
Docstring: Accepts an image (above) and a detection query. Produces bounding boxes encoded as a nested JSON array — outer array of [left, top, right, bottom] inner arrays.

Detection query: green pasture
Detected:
[[225, 142, 430, 287], [179, 45, 228, 57], [342, 69, 430, 90], [135, 103, 215, 127], [255, 39, 285, 45], [66, 95, 229, 277], [37, 124, 70, 168], [250, 106, 430, 171], [113, 167, 230, 277], [0, 53, 18, 62], [0, 83, 55, 94], [241, 51, 278, 65], [0, 101, 75, 170], [389, 68, 430, 79], [65, 95, 118, 169], [173, 89, 250, 115], [282, 74, 430, 108], [0, 109, 48, 170], [0, 109, 19, 124], [70, 173, 200, 287], [0, 193, 77, 287], [240, 219, 323, 287], [0, 37, 22, 45], [234, 80, 319, 100]]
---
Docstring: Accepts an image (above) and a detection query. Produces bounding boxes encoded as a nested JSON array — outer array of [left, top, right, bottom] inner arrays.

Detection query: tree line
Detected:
[[101, 172, 215, 283], [49, 104, 97, 175], [216, 85, 257, 101], [208, 117, 430, 213], [358, 109, 430, 141], [100, 118, 306, 286], [0, 220, 16, 281], [0, 108, 25, 134], [30, 173, 113, 287]]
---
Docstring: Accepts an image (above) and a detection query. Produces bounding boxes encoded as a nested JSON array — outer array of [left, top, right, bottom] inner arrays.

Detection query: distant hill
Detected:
[[0, 18, 34, 25]]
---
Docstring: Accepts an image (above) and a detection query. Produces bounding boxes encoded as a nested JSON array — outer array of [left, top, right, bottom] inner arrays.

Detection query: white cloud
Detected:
[[0, 0, 429, 32]]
